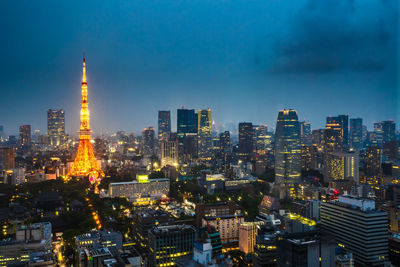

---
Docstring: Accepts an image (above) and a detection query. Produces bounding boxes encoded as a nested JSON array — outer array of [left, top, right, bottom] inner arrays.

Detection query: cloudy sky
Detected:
[[0, 0, 398, 135]]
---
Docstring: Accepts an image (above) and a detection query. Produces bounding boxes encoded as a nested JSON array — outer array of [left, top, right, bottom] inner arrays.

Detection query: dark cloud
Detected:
[[268, 0, 397, 74]]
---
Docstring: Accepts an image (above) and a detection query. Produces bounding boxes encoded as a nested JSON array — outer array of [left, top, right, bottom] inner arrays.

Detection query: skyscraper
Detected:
[[253, 125, 269, 156], [326, 115, 348, 148], [219, 131, 230, 153], [365, 146, 382, 184], [158, 110, 171, 141], [274, 109, 301, 189], [382, 120, 396, 143], [142, 127, 155, 155], [19, 125, 31, 145], [350, 118, 363, 150], [67, 56, 104, 182], [238, 122, 254, 162], [160, 139, 178, 167], [373, 122, 384, 145], [197, 109, 212, 160], [177, 108, 197, 158], [300, 121, 312, 145], [47, 109, 65, 146], [0, 147, 14, 171]]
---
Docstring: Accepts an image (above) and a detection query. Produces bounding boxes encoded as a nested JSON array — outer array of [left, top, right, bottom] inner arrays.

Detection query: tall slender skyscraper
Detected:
[[47, 109, 65, 146], [67, 56, 104, 183], [158, 110, 171, 141], [19, 125, 31, 146], [300, 121, 312, 145], [274, 109, 301, 189], [382, 120, 396, 143], [326, 115, 348, 148], [238, 122, 254, 162], [177, 108, 197, 158], [197, 108, 212, 160], [350, 118, 363, 150], [142, 127, 155, 155]]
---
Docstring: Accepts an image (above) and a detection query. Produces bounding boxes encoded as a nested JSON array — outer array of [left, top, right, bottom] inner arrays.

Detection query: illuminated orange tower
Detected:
[[67, 56, 104, 183]]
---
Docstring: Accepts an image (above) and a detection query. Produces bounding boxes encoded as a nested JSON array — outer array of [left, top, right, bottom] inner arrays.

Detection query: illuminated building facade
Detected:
[[197, 108, 212, 160], [254, 125, 271, 155], [274, 109, 301, 189], [254, 228, 278, 267], [67, 57, 104, 182], [148, 225, 196, 266], [109, 176, 169, 203], [202, 214, 244, 244], [19, 125, 31, 146], [47, 109, 65, 146], [238, 122, 254, 162], [132, 209, 174, 252], [326, 115, 348, 148], [324, 151, 359, 183], [0, 147, 14, 171], [301, 145, 312, 171], [239, 221, 265, 254], [321, 196, 388, 266], [365, 146, 382, 184], [373, 122, 384, 145], [300, 121, 312, 145], [158, 110, 171, 141], [160, 139, 178, 167]]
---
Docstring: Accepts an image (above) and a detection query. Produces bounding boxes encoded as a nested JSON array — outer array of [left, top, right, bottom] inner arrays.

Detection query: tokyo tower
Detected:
[[67, 56, 104, 183]]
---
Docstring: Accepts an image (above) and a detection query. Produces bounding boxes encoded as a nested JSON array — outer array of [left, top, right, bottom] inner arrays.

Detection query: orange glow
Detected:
[[67, 56, 104, 182]]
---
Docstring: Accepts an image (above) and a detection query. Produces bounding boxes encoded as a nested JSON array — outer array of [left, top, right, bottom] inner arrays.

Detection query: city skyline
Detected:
[[0, 0, 398, 135]]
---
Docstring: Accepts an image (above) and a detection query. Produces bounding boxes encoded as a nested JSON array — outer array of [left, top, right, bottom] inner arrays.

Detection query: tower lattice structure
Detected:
[[67, 56, 104, 182]]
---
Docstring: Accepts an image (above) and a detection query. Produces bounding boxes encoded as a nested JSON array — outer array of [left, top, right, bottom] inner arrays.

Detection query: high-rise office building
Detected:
[[324, 151, 359, 183], [142, 127, 155, 155], [0, 147, 14, 171], [365, 146, 382, 184], [197, 109, 212, 160], [47, 109, 65, 146], [301, 145, 312, 171], [326, 115, 349, 148], [274, 109, 301, 189], [219, 131, 231, 163], [177, 108, 197, 159], [300, 121, 312, 145], [160, 139, 178, 167], [321, 196, 388, 266], [238, 122, 254, 162], [350, 118, 363, 150], [19, 125, 31, 146], [0, 125, 4, 138], [382, 120, 396, 143], [373, 122, 384, 145], [383, 141, 398, 161], [312, 129, 325, 147], [254, 125, 270, 155], [148, 225, 196, 266], [158, 110, 171, 141]]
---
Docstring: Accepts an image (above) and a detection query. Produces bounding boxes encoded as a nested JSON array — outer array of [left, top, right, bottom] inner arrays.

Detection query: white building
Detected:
[[202, 213, 244, 244], [109, 176, 169, 202]]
